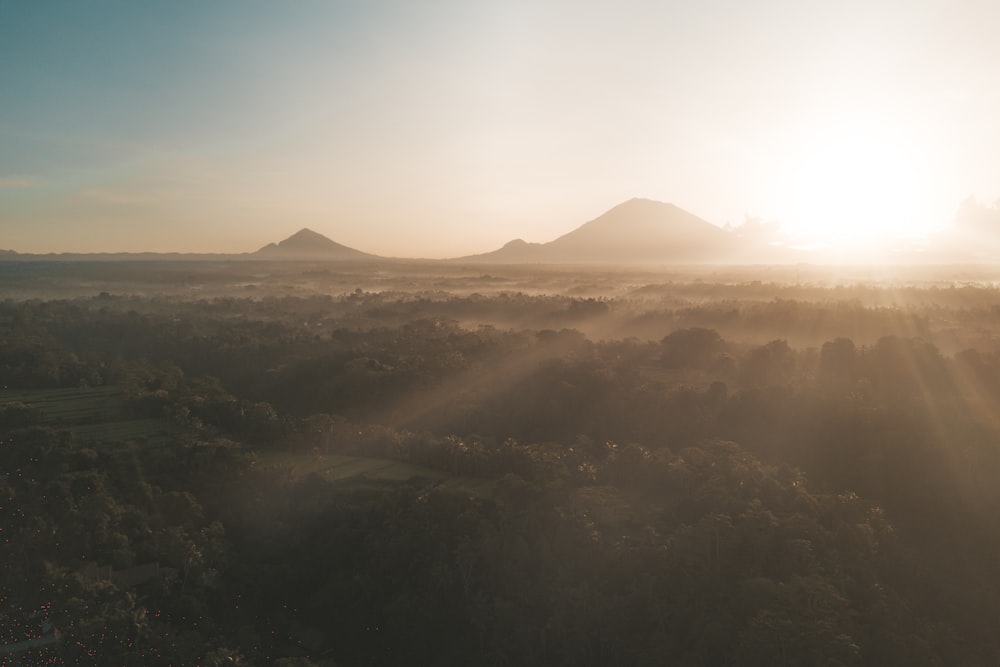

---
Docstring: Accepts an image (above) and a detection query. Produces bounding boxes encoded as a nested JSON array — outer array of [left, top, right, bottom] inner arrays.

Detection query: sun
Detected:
[[775, 117, 929, 251]]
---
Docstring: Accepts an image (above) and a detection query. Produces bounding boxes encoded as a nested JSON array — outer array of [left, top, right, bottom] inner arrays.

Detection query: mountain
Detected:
[[458, 199, 747, 264], [255, 228, 375, 260], [0, 203, 801, 264], [461, 238, 547, 263], [0, 229, 375, 262]]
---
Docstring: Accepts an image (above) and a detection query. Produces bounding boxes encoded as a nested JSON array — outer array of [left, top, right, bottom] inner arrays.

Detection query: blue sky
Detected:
[[2, 0, 999, 255]]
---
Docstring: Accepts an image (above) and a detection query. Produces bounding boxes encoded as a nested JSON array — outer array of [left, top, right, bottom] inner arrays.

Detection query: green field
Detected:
[[0, 385, 179, 446], [1, 386, 494, 494], [263, 451, 496, 497], [1, 385, 123, 423]]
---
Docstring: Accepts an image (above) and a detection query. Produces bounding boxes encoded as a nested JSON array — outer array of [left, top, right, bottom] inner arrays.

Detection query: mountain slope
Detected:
[[546, 198, 738, 262], [459, 199, 743, 264], [459, 238, 547, 263], [255, 228, 375, 259]]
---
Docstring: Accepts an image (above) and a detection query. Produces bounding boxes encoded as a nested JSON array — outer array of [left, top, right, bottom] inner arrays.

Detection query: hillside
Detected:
[[459, 198, 747, 264], [255, 228, 376, 260]]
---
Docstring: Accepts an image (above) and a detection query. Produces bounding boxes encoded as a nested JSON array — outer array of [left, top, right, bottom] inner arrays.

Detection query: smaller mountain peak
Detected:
[[255, 227, 373, 259], [275, 228, 340, 249]]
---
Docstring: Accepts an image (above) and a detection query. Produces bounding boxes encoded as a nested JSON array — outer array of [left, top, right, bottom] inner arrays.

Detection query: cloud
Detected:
[[0, 178, 38, 188], [732, 215, 784, 243]]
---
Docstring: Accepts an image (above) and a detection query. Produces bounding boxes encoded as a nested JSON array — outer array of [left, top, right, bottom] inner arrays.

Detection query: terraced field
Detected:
[[1, 385, 122, 423], [0, 385, 178, 446]]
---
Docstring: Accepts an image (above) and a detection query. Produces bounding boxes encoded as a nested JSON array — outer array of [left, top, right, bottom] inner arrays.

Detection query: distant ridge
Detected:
[[0, 229, 376, 262], [465, 238, 547, 263], [457, 198, 745, 264], [255, 228, 375, 260], [11, 199, 965, 264]]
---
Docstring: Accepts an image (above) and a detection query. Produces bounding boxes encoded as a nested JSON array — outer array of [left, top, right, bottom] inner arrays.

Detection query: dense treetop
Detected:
[[4, 266, 1000, 665]]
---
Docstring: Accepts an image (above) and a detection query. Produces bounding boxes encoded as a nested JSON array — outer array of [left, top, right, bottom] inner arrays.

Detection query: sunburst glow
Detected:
[[776, 117, 929, 250]]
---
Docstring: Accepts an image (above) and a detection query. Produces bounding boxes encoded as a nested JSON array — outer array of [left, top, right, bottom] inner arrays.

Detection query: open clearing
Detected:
[[263, 451, 496, 497], [1, 385, 178, 446]]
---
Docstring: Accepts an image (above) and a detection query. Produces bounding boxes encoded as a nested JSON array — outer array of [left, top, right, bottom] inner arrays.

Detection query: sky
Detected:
[[2, 0, 999, 257]]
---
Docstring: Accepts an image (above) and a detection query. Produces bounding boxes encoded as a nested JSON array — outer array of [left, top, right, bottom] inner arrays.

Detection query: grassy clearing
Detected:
[[2, 386, 493, 494], [1, 385, 178, 446], [69, 417, 177, 446], [1, 385, 122, 423], [262, 451, 496, 497]]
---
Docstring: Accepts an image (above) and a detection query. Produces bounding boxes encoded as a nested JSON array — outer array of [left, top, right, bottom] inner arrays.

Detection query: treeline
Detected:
[[5, 285, 1000, 360]]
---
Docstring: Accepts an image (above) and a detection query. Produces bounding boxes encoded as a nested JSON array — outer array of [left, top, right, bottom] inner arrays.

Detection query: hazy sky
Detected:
[[2, 0, 999, 256]]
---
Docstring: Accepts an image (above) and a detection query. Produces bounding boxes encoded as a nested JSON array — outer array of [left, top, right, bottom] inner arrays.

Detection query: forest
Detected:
[[4, 260, 1000, 665]]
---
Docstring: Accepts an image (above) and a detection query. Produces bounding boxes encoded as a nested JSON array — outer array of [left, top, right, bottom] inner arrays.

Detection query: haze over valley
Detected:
[[5, 1, 1000, 665]]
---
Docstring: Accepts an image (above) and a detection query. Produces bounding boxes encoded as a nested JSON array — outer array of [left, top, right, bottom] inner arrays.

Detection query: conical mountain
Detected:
[[460, 198, 742, 264], [546, 198, 736, 262], [255, 228, 375, 259]]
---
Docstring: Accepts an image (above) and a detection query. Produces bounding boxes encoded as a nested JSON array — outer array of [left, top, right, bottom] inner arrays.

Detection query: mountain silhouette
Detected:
[[466, 238, 547, 263], [459, 198, 744, 264], [0, 202, 798, 263], [255, 228, 375, 259]]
